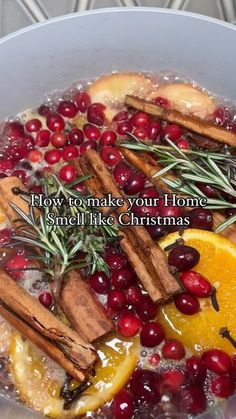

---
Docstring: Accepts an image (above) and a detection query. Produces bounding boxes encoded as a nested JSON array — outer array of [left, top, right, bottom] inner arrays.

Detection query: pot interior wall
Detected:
[[0, 8, 236, 119]]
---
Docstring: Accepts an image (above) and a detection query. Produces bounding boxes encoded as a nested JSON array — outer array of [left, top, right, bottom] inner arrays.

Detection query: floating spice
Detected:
[[211, 287, 220, 312], [219, 327, 236, 349], [61, 375, 91, 410]]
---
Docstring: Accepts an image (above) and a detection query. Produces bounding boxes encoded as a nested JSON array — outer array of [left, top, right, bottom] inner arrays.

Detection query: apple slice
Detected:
[[147, 83, 216, 119], [88, 72, 157, 120]]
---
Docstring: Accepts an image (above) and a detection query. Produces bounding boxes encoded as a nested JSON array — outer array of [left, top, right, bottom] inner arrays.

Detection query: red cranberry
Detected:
[[46, 113, 65, 132], [100, 147, 121, 167], [62, 145, 79, 161], [36, 129, 50, 147], [44, 149, 62, 165], [5, 254, 31, 280], [113, 111, 129, 122], [38, 104, 51, 117], [162, 339, 185, 360], [188, 207, 213, 230], [195, 182, 217, 198], [5, 121, 24, 140], [38, 292, 52, 309], [140, 321, 165, 347], [73, 183, 87, 194], [113, 389, 135, 419], [202, 349, 231, 374], [176, 138, 190, 149], [164, 124, 182, 141], [100, 130, 117, 147], [168, 245, 200, 271], [149, 353, 161, 366], [210, 376, 234, 398], [30, 185, 43, 194], [21, 134, 35, 151], [212, 107, 231, 126], [133, 127, 147, 140], [68, 128, 84, 145], [139, 187, 159, 199], [135, 295, 158, 321], [74, 91, 91, 112], [111, 268, 135, 289], [83, 123, 100, 141], [89, 271, 110, 294], [225, 208, 236, 218], [79, 140, 97, 154], [126, 286, 143, 306], [105, 253, 128, 270], [146, 225, 167, 240], [159, 204, 183, 218], [87, 103, 105, 126], [117, 121, 133, 136], [124, 173, 145, 195], [230, 362, 236, 382], [129, 369, 158, 405], [113, 162, 132, 187], [180, 271, 213, 298], [108, 289, 127, 311], [133, 203, 158, 218], [25, 118, 42, 133], [147, 121, 162, 141], [0, 228, 13, 246], [174, 292, 200, 315], [51, 132, 68, 148], [117, 313, 142, 337], [57, 100, 78, 118], [153, 96, 170, 108], [159, 370, 185, 393], [59, 165, 76, 183], [0, 159, 14, 173], [12, 170, 27, 185], [6, 144, 28, 162], [28, 150, 43, 163], [186, 356, 207, 384], [181, 385, 206, 415], [130, 112, 149, 128]]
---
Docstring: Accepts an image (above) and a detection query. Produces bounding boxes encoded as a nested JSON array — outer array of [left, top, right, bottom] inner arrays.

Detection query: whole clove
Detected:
[[219, 327, 236, 349], [61, 376, 91, 410], [210, 287, 220, 312]]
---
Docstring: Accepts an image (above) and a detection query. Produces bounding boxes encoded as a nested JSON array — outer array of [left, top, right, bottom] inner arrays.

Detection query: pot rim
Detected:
[[0, 6, 236, 47]]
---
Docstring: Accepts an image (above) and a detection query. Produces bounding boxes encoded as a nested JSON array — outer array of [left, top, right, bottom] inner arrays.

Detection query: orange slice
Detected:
[[88, 72, 157, 120], [158, 229, 236, 355], [10, 333, 138, 418], [147, 83, 216, 119]]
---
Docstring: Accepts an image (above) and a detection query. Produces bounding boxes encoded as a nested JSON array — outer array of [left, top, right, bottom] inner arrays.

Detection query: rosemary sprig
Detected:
[[121, 134, 236, 208], [120, 134, 236, 230], [10, 174, 119, 297]]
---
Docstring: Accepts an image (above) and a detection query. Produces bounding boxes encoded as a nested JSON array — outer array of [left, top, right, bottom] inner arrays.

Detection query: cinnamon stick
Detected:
[[188, 133, 222, 150], [0, 177, 32, 227], [121, 148, 236, 243], [75, 157, 164, 302], [0, 269, 96, 371], [85, 149, 181, 300], [0, 176, 113, 343], [58, 271, 114, 342], [0, 304, 85, 382], [125, 95, 236, 147]]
